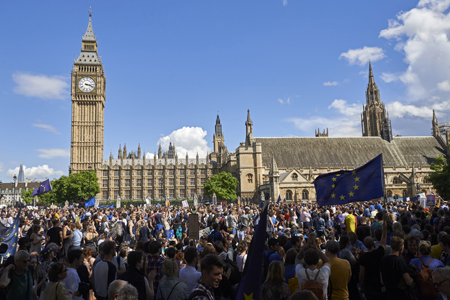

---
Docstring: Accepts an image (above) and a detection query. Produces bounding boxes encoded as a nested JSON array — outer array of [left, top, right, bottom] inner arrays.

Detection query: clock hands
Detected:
[[84, 83, 94, 87]]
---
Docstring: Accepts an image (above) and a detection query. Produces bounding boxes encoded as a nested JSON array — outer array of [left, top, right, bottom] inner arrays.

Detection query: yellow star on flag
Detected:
[[12, 243, 15, 248], [331, 184, 335, 188], [13, 225, 15, 229], [244, 293, 254, 300], [336, 174, 340, 177], [6, 232, 10, 237], [354, 176, 360, 182], [352, 171, 356, 175], [332, 177, 337, 182], [340, 195, 345, 200], [6, 253, 10, 258], [349, 191, 354, 197], [14, 233, 17, 236], [353, 184, 359, 190], [331, 193, 336, 198]]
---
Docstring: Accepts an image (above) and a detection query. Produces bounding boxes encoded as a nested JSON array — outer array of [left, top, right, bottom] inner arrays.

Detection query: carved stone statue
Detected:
[[212, 192, 217, 206], [261, 192, 265, 201], [116, 196, 121, 208], [193, 194, 198, 206], [94, 197, 99, 209], [237, 196, 241, 205], [65, 200, 69, 208]]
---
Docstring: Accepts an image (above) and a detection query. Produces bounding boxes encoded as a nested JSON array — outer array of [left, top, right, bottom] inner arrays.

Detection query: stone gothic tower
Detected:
[[361, 62, 392, 142], [213, 114, 225, 153], [245, 109, 254, 147], [70, 9, 106, 174]]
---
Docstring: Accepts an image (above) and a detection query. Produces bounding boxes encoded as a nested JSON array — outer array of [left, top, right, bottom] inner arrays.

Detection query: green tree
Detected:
[[203, 171, 238, 200], [429, 154, 450, 200], [20, 170, 100, 206]]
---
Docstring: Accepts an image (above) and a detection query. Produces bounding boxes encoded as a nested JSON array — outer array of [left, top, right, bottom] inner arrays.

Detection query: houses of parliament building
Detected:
[[70, 13, 449, 202]]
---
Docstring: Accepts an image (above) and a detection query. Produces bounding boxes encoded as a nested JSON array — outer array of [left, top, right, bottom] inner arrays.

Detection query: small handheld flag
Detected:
[[276, 195, 281, 204], [85, 197, 95, 207], [32, 179, 52, 196], [314, 154, 384, 207]]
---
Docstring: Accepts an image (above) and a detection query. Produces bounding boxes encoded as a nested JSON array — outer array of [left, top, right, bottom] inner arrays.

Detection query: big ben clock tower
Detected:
[[70, 8, 106, 174]]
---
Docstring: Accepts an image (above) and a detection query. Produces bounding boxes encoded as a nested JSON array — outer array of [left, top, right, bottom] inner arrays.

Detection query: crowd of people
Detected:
[[0, 198, 449, 300]]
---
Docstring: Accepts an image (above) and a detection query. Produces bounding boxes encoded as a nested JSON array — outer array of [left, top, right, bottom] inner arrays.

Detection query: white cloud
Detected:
[[288, 99, 362, 137], [6, 165, 64, 180], [278, 97, 291, 104], [339, 47, 385, 66], [379, 0, 450, 105], [359, 71, 368, 77], [158, 127, 211, 158], [323, 81, 339, 86], [13, 73, 69, 100], [386, 101, 450, 118], [33, 123, 61, 135], [381, 73, 398, 83], [437, 80, 450, 91], [145, 153, 155, 159], [36, 149, 70, 159], [283, 0, 288, 6]]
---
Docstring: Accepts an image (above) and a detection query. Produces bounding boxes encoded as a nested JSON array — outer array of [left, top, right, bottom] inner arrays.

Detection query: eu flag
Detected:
[[0, 209, 21, 259], [32, 179, 52, 196], [314, 154, 384, 207], [276, 195, 281, 204], [85, 197, 95, 207], [236, 201, 268, 300]]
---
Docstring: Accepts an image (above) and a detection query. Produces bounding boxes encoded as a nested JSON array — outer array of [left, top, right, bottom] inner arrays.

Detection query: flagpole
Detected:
[[381, 154, 387, 206]]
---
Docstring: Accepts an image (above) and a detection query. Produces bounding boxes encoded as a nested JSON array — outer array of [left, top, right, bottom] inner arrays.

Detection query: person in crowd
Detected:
[[107, 279, 128, 300], [284, 248, 297, 283], [156, 258, 189, 299], [46, 219, 63, 249], [93, 241, 117, 300], [236, 241, 248, 273], [118, 250, 156, 300], [179, 246, 202, 292], [42, 262, 72, 300], [147, 240, 165, 296], [189, 254, 224, 300], [261, 261, 291, 300], [118, 283, 139, 300], [0, 250, 34, 300], [403, 235, 420, 264], [62, 249, 85, 300], [326, 241, 351, 300]]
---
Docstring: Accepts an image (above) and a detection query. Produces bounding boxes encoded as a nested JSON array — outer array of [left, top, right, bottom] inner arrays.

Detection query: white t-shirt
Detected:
[[295, 264, 331, 299], [236, 254, 247, 272], [62, 267, 83, 300], [112, 256, 126, 272]]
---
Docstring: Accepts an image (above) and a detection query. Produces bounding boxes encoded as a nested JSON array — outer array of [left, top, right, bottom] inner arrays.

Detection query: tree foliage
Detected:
[[203, 171, 238, 200], [430, 154, 450, 200], [20, 170, 100, 205]]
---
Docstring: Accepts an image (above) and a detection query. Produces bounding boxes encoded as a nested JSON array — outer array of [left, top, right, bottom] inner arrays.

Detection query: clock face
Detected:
[[78, 77, 95, 92]]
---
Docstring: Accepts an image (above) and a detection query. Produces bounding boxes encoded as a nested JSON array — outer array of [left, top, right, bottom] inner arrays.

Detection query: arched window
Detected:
[[393, 177, 400, 184], [302, 189, 309, 200], [387, 190, 393, 197], [424, 177, 429, 183], [286, 190, 293, 200], [292, 173, 298, 181], [247, 174, 253, 184]]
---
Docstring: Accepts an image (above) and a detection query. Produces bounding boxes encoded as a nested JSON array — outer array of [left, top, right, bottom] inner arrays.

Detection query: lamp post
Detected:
[[12, 174, 17, 206], [88, 166, 92, 200]]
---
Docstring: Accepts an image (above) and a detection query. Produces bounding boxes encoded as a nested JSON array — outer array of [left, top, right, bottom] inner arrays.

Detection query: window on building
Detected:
[[169, 170, 174, 175], [136, 190, 141, 199], [158, 170, 163, 175], [103, 171, 108, 177], [292, 173, 298, 181], [114, 171, 119, 176], [114, 190, 119, 199], [201, 178, 206, 184], [247, 174, 253, 184], [180, 170, 185, 176], [180, 189, 185, 197], [103, 180, 108, 188], [148, 190, 152, 197], [191, 189, 196, 198], [201, 169, 205, 175], [286, 190, 293, 200], [424, 177, 429, 183], [125, 179, 130, 187], [201, 189, 205, 195], [302, 189, 309, 200], [180, 178, 185, 186], [158, 189, 164, 199], [103, 191, 108, 199], [125, 190, 130, 200], [114, 179, 119, 187], [158, 178, 163, 187], [148, 171, 152, 176], [147, 179, 153, 186], [136, 171, 141, 176], [169, 189, 174, 199], [190, 178, 195, 186], [190, 170, 195, 175], [125, 171, 130, 176], [169, 178, 174, 186], [387, 190, 393, 197], [136, 179, 141, 187], [393, 177, 399, 184]]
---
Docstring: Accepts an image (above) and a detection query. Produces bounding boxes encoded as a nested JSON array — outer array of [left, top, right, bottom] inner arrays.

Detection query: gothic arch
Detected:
[[286, 190, 293, 201], [292, 173, 298, 181], [302, 189, 309, 200]]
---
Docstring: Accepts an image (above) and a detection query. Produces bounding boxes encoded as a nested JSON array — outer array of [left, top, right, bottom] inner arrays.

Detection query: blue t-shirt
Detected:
[[265, 250, 282, 264], [411, 256, 444, 270]]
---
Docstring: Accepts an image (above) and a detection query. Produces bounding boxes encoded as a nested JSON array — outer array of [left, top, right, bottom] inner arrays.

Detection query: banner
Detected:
[[426, 194, 436, 207], [221, 201, 227, 208], [189, 214, 199, 240], [182, 200, 188, 208]]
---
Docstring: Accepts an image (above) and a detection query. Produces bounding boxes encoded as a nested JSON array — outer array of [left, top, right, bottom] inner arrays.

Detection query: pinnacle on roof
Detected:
[[83, 7, 96, 41], [368, 61, 375, 85], [216, 114, 221, 125], [246, 109, 252, 124]]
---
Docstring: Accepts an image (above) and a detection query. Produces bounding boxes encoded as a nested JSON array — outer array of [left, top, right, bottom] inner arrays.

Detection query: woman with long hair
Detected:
[[30, 225, 44, 254], [236, 241, 247, 273], [61, 220, 73, 258], [261, 261, 291, 300], [83, 225, 98, 251], [42, 262, 71, 300]]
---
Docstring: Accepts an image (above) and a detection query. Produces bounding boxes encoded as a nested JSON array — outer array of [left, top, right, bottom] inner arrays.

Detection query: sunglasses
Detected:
[[433, 279, 449, 287]]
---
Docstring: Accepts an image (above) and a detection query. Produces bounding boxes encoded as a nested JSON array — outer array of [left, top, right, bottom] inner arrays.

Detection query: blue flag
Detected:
[[277, 195, 281, 204], [236, 202, 268, 300], [32, 179, 52, 196], [85, 197, 95, 207], [0, 209, 21, 259], [314, 154, 384, 207]]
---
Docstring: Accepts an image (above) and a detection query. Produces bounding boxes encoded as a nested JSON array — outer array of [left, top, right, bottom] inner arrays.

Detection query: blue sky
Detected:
[[1, 0, 450, 182]]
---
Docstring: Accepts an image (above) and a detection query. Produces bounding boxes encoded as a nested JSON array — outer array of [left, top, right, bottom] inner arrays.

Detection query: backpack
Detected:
[[223, 255, 241, 286], [262, 251, 275, 283], [416, 258, 439, 299], [188, 290, 208, 300], [219, 218, 226, 231], [288, 275, 300, 294], [301, 269, 325, 300]]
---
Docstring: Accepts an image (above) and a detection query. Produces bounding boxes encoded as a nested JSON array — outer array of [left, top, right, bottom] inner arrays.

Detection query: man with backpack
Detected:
[[207, 223, 223, 244], [296, 238, 331, 300]]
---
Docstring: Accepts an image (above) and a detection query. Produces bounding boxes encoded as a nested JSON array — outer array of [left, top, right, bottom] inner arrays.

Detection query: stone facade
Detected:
[[69, 13, 449, 202]]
